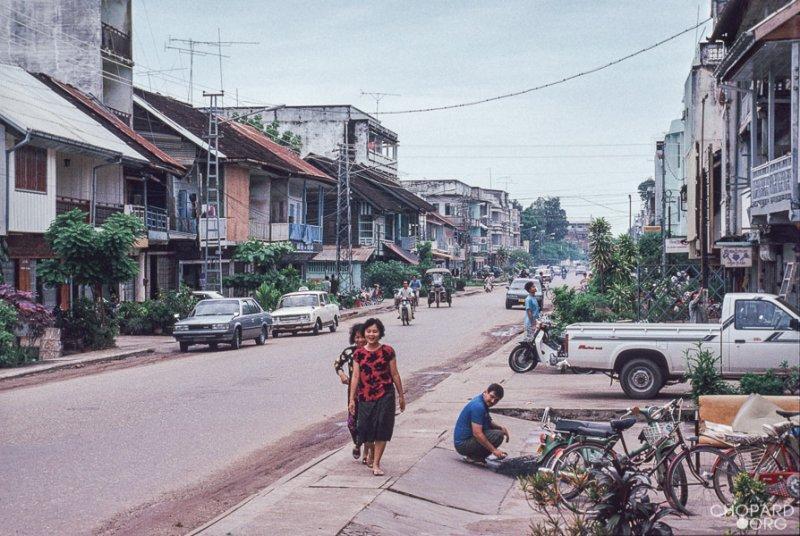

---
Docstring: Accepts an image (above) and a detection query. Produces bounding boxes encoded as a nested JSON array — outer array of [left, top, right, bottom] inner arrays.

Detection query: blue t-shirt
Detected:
[[410, 279, 422, 290], [524, 294, 540, 326], [454, 394, 492, 447]]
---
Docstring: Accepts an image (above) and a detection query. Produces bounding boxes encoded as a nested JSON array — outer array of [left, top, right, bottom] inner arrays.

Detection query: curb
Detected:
[[0, 348, 155, 382], [187, 446, 345, 536]]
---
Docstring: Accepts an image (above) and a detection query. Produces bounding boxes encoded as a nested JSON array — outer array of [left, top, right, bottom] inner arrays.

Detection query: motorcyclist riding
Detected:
[[395, 280, 416, 319], [409, 276, 422, 305]]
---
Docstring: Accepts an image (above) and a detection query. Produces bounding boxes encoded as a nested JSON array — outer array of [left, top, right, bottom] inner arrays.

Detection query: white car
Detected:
[[270, 290, 339, 336]]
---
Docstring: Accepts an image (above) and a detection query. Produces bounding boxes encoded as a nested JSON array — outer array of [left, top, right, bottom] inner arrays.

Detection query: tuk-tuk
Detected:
[[425, 268, 453, 307]]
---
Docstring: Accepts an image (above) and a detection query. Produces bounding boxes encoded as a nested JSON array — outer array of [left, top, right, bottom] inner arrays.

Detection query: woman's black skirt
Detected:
[[357, 388, 395, 443]]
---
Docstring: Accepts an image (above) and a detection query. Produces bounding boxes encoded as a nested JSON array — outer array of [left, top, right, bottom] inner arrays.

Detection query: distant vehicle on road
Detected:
[[537, 266, 554, 283], [505, 277, 544, 310], [575, 265, 588, 276], [563, 293, 800, 399], [271, 290, 339, 336], [191, 290, 225, 301], [173, 298, 272, 352]]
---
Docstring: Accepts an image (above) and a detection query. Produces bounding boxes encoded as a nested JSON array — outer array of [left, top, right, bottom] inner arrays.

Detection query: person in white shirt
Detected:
[[395, 280, 416, 319]]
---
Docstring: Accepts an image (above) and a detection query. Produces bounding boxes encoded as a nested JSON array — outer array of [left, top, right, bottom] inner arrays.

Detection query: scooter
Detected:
[[399, 297, 414, 326], [508, 318, 568, 373], [484, 280, 494, 292]]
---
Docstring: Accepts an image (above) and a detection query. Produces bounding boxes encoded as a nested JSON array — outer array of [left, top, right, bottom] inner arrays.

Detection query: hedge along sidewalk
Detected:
[[0, 335, 171, 381]]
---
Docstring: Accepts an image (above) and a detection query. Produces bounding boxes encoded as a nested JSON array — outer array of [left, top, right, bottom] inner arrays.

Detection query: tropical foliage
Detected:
[[588, 217, 614, 291], [364, 261, 420, 294]]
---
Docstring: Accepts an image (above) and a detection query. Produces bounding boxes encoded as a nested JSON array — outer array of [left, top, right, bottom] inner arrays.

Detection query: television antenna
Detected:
[[360, 90, 401, 115]]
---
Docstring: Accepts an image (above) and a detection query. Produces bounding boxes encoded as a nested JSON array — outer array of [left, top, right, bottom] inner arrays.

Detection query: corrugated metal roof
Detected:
[[312, 245, 375, 263], [0, 64, 148, 162]]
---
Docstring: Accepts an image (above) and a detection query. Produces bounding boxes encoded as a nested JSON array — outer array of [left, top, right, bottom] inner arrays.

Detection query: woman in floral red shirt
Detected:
[[349, 318, 405, 476]]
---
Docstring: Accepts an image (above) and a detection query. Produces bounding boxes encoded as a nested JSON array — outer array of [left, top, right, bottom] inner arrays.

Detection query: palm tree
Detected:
[[588, 217, 613, 291]]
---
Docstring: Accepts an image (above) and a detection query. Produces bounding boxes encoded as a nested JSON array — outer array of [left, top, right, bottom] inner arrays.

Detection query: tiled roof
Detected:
[[134, 88, 332, 182], [39, 75, 185, 173], [426, 211, 457, 228], [382, 241, 419, 265]]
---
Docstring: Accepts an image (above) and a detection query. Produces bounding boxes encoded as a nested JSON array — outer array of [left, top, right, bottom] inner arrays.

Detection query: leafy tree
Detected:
[[520, 205, 540, 247], [494, 246, 509, 268], [588, 217, 613, 291], [234, 114, 303, 153], [38, 210, 145, 299], [537, 241, 585, 263], [416, 241, 434, 272], [222, 240, 300, 298], [364, 261, 419, 294], [509, 249, 533, 268], [637, 231, 662, 266], [638, 178, 655, 201]]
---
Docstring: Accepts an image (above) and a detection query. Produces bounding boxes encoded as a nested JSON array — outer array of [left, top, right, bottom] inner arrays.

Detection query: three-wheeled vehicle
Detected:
[[425, 268, 452, 307]]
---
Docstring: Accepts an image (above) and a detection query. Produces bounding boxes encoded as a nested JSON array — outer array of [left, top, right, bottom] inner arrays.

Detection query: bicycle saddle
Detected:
[[776, 409, 800, 419], [610, 417, 637, 432]]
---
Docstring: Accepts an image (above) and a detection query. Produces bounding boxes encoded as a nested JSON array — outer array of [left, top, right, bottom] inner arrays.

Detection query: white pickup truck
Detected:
[[563, 293, 800, 399]]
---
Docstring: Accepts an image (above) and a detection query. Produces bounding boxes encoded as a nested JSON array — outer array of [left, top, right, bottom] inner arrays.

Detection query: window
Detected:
[[734, 300, 793, 330], [15, 146, 47, 192], [444, 203, 452, 216], [358, 214, 374, 245]]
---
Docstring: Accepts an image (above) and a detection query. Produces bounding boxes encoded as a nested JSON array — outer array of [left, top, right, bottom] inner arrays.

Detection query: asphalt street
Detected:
[[0, 284, 557, 535]]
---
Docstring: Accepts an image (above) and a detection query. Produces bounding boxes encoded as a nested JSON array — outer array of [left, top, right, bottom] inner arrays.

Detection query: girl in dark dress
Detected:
[[348, 318, 405, 476], [334, 323, 366, 461]]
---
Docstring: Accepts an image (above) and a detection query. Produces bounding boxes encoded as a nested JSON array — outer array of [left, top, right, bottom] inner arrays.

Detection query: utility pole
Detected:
[[202, 91, 224, 293], [628, 194, 632, 233], [657, 140, 667, 272], [166, 35, 257, 104], [335, 143, 354, 291], [699, 95, 709, 289], [360, 91, 401, 115]]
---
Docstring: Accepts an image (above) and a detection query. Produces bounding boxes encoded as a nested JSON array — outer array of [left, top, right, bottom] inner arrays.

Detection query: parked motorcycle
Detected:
[[508, 317, 568, 373], [399, 297, 413, 326]]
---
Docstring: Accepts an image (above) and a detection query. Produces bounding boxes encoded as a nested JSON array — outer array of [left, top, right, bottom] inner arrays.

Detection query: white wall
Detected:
[[55, 152, 123, 205], [6, 139, 57, 233]]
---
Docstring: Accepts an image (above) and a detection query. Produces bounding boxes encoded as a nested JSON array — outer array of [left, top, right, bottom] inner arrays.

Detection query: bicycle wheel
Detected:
[[717, 441, 800, 506], [664, 445, 735, 515], [551, 441, 615, 514]]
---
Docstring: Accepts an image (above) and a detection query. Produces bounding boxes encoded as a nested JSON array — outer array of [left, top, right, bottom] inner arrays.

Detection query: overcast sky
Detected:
[[133, 0, 710, 234]]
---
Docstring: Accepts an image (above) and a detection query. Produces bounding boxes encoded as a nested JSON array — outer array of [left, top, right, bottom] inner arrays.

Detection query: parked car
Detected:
[[562, 293, 800, 399], [173, 298, 272, 352], [271, 290, 340, 336], [575, 265, 588, 276], [191, 290, 225, 301], [505, 277, 544, 310]]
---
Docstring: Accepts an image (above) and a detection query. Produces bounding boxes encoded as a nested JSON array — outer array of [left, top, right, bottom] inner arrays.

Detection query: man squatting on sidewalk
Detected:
[[453, 383, 510, 463]]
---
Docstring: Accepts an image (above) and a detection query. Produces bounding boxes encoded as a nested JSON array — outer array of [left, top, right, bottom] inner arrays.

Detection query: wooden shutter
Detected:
[[15, 146, 47, 193]]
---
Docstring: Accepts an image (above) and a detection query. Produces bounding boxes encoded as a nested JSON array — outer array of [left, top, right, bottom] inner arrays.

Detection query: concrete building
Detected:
[[713, 0, 800, 304], [654, 118, 687, 238], [222, 105, 399, 177], [402, 179, 522, 273], [565, 220, 590, 256], [0, 0, 134, 122]]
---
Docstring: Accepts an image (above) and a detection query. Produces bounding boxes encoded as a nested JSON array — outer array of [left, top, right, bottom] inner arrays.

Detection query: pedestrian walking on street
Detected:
[[334, 323, 367, 462], [349, 318, 405, 476], [523, 281, 540, 339]]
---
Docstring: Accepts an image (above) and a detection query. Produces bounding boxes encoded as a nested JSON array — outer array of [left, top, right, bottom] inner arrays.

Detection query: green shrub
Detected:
[[739, 370, 785, 396], [551, 286, 616, 334], [364, 261, 419, 294], [59, 298, 118, 351], [117, 301, 153, 335], [731, 472, 770, 522], [0, 301, 19, 362], [254, 281, 282, 312], [684, 344, 735, 402], [454, 277, 466, 291], [0, 345, 38, 368]]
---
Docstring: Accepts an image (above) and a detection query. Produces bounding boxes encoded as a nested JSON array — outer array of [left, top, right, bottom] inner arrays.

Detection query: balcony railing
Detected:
[[199, 217, 228, 242], [56, 196, 123, 225], [101, 22, 132, 60], [173, 217, 197, 235], [125, 204, 168, 232], [751, 154, 794, 217], [249, 219, 270, 240], [271, 222, 322, 244]]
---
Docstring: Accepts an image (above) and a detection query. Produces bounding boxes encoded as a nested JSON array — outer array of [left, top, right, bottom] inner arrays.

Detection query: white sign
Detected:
[[722, 246, 753, 268], [665, 237, 689, 254]]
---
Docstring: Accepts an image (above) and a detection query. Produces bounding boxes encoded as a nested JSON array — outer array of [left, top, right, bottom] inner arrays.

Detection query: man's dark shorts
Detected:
[[454, 429, 504, 461]]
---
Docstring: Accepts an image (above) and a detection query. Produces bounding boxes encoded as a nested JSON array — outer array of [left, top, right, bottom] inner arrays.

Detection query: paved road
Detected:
[[0, 288, 528, 535]]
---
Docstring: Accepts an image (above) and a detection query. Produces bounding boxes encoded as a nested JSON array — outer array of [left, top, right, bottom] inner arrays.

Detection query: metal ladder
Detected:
[[778, 261, 797, 300], [202, 91, 224, 292]]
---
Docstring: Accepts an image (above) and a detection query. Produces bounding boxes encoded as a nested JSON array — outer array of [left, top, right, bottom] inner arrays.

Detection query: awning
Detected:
[[432, 250, 455, 260], [312, 245, 375, 263], [382, 240, 419, 265], [0, 64, 148, 163]]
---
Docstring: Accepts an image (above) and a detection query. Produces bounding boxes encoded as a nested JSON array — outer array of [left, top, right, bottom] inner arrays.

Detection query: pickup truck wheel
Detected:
[[620, 359, 663, 399], [329, 316, 338, 333], [231, 328, 242, 350], [312, 319, 322, 335], [255, 326, 267, 345]]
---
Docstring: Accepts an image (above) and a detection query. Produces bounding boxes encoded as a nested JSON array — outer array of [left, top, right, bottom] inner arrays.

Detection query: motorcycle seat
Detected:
[[777, 409, 800, 419], [610, 417, 637, 432], [555, 419, 616, 438]]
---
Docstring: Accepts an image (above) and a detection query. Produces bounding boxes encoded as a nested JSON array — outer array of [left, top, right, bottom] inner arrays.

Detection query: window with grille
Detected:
[[15, 146, 47, 193]]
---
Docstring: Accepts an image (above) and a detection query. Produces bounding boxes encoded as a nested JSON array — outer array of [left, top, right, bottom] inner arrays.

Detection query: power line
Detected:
[[379, 18, 711, 115]]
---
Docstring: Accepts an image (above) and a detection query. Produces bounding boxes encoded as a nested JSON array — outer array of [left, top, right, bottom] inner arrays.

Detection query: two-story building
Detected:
[[132, 89, 335, 288], [0, 64, 179, 307]]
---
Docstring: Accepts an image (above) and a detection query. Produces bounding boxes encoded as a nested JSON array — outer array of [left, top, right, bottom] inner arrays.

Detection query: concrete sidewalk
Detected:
[[0, 335, 171, 381], [189, 332, 797, 536]]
